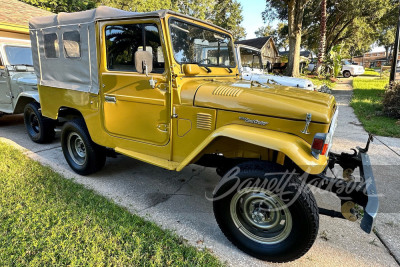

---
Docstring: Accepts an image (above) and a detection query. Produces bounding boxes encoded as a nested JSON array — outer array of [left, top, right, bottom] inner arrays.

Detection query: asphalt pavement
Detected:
[[0, 81, 399, 266]]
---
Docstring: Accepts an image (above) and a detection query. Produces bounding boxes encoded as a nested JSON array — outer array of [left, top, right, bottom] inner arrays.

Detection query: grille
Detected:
[[212, 86, 243, 97], [197, 113, 213, 130]]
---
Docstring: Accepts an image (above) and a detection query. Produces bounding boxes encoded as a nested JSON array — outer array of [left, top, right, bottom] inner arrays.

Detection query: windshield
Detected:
[[4, 46, 33, 66], [240, 47, 262, 69], [169, 19, 236, 68], [342, 60, 351, 65]]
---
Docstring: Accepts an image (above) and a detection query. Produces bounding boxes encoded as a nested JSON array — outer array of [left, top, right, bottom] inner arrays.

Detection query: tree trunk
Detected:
[[316, 0, 327, 73], [286, 0, 305, 77]]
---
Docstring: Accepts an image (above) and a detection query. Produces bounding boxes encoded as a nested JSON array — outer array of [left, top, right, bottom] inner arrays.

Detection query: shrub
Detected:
[[383, 81, 400, 118]]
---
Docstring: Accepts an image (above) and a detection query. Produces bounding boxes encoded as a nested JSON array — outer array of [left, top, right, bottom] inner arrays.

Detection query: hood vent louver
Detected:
[[212, 86, 243, 97], [197, 113, 213, 130]]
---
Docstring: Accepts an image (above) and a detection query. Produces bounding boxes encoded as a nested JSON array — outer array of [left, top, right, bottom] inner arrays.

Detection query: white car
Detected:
[[342, 60, 365, 78], [236, 44, 314, 90]]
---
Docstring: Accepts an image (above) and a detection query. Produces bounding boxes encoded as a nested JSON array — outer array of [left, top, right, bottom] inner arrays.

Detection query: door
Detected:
[[100, 21, 170, 146]]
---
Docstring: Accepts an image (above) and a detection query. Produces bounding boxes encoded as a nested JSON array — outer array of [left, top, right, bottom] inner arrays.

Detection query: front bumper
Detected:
[[306, 135, 379, 233], [358, 151, 379, 233]]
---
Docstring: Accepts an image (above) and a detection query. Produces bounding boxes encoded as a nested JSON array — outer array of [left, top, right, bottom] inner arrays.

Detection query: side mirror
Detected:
[[135, 51, 153, 76], [183, 64, 201, 76]]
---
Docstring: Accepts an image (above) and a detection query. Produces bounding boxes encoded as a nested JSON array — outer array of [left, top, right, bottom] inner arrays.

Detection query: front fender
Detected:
[[13, 91, 40, 114], [177, 124, 328, 175]]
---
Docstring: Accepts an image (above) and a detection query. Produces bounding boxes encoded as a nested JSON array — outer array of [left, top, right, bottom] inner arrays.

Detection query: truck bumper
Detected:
[[307, 135, 379, 234], [359, 151, 379, 233]]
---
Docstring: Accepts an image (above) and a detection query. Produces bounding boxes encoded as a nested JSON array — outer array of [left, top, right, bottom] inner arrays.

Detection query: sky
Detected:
[[238, 0, 270, 39]]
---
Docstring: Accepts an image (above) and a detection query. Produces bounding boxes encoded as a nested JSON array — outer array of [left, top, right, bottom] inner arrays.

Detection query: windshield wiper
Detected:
[[201, 66, 212, 73], [225, 67, 233, 73]]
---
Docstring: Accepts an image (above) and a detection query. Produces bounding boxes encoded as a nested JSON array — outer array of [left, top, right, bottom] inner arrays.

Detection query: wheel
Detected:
[[343, 71, 351, 78], [61, 118, 106, 175], [213, 161, 319, 262], [24, 102, 55, 143]]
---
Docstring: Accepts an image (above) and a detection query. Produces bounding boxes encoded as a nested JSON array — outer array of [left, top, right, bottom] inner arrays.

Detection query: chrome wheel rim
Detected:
[[67, 132, 87, 166], [230, 187, 292, 244]]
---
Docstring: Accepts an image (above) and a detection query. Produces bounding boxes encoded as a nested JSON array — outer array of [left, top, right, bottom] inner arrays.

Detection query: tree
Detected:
[[263, 0, 311, 77], [302, 0, 393, 57], [21, 0, 245, 40], [211, 0, 246, 39], [20, 0, 97, 12], [316, 0, 326, 73], [255, 23, 289, 51], [255, 25, 274, 37]]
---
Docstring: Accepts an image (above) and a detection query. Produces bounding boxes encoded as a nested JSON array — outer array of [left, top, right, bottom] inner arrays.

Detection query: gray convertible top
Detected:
[[29, 6, 230, 94]]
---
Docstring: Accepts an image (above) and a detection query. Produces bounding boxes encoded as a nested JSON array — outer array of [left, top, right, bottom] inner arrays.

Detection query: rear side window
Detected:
[[43, 33, 59, 58], [105, 23, 165, 73], [63, 31, 81, 58]]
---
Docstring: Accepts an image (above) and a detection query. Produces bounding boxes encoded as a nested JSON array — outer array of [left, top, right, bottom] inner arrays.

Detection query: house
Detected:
[[235, 36, 280, 66], [0, 0, 52, 40], [352, 51, 388, 68]]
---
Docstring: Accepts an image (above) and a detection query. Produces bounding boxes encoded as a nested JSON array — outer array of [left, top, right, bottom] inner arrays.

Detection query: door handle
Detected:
[[104, 95, 116, 103]]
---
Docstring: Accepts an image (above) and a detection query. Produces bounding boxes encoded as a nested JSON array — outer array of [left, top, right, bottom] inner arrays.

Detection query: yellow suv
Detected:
[[29, 7, 378, 262]]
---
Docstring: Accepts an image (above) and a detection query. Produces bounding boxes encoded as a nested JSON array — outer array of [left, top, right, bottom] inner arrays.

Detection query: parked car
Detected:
[[0, 36, 54, 143], [342, 60, 365, 78], [30, 7, 379, 263], [236, 44, 314, 90]]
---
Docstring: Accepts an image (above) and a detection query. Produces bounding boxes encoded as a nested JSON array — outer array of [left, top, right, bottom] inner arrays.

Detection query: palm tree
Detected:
[[316, 0, 327, 74]]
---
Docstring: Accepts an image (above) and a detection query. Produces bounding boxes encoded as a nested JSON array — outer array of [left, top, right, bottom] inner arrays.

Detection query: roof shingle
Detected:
[[0, 0, 52, 27], [235, 36, 272, 50]]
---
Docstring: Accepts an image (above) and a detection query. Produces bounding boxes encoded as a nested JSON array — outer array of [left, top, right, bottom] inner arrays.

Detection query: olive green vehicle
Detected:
[[0, 26, 55, 143], [29, 7, 379, 262]]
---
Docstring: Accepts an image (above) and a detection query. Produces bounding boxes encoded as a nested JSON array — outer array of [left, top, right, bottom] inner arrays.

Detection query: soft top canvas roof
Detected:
[[29, 6, 229, 33], [29, 6, 231, 95]]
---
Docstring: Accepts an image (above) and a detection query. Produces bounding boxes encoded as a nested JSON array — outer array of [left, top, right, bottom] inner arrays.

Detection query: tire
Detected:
[[24, 102, 55, 143], [213, 161, 319, 262], [61, 118, 106, 175], [343, 71, 351, 78]]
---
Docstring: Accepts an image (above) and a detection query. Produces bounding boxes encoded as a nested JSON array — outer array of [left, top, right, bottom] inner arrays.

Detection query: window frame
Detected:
[[62, 30, 82, 59], [168, 17, 237, 68], [102, 19, 167, 75], [43, 32, 60, 59]]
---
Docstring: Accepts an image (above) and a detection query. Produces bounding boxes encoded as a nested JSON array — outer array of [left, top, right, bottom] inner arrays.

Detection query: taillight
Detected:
[[311, 133, 327, 159]]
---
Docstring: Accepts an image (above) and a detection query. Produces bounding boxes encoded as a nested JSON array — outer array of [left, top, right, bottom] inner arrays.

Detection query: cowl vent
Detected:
[[212, 86, 243, 97]]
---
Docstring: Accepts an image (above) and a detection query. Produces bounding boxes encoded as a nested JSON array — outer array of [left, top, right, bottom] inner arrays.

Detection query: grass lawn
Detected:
[[361, 68, 380, 77], [351, 77, 400, 137], [0, 141, 223, 266]]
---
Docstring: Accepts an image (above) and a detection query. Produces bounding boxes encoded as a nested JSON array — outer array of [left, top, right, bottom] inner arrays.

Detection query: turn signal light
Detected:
[[311, 133, 327, 159]]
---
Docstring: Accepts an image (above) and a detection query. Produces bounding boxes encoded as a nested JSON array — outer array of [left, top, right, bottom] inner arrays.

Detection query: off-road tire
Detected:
[[343, 71, 351, 78], [24, 102, 55, 143], [213, 161, 319, 262], [61, 118, 106, 175]]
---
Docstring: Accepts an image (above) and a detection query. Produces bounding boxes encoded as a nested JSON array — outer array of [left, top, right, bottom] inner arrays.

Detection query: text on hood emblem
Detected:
[[239, 117, 268, 126]]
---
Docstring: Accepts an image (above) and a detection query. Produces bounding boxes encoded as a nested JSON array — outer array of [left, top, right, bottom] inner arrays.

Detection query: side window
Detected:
[[63, 31, 81, 58], [43, 33, 59, 58], [105, 23, 165, 73]]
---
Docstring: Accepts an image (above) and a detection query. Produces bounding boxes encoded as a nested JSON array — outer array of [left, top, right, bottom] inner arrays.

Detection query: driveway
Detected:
[[332, 78, 400, 263], [0, 100, 398, 266]]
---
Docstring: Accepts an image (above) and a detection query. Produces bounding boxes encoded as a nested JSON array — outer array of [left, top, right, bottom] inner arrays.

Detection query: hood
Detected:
[[12, 72, 38, 86], [249, 74, 314, 90], [191, 80, 336, 123]]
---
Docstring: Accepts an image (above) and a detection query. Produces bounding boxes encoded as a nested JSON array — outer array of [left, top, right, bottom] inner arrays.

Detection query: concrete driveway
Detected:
[[0, 95, 399, 266]]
